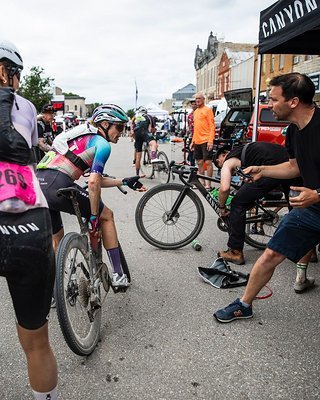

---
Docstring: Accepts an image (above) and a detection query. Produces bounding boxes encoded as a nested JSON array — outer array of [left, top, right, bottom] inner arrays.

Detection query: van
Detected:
[[216, 88, 288, 146]]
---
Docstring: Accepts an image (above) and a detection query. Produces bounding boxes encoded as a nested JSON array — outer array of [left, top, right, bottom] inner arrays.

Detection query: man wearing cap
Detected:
[[213, 142, 293, 265], [33, 104, 55, 163]]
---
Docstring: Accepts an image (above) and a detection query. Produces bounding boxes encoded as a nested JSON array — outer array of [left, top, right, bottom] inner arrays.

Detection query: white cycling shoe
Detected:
[[111, 273, 129, 288]]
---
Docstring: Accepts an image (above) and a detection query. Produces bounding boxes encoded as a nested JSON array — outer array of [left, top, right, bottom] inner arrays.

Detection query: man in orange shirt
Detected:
[[191, 92, 215, 189]]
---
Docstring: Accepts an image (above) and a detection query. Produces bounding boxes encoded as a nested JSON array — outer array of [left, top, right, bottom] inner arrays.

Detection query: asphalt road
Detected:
[[1, 137, 320, 400]]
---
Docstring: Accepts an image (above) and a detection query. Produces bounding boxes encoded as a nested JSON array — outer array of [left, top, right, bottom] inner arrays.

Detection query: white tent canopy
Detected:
[[145, 102, 169, 119]]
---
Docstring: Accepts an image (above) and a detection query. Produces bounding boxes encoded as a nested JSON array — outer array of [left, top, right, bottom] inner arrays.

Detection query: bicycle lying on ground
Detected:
[[140, 141, 170, 184], [54, 181, 130, 356], [135, 164, 288, 250]]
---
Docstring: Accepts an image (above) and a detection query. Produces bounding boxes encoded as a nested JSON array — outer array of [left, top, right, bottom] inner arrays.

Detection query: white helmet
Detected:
[[92, 104, 129, 125], [0, 41, 23, 69]]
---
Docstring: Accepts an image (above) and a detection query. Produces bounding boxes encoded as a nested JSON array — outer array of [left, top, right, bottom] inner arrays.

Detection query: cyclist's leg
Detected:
[[134, 132, 143, 175], [1, 208, 57, 398], [203, 144, 214, 188], [148, 138, 158, 160]]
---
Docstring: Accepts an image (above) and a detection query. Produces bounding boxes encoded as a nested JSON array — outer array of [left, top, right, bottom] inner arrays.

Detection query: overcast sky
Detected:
[[2, 0, 276, 111]]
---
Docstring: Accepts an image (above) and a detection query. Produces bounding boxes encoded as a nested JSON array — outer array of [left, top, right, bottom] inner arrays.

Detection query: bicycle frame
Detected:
[[169, 165, 287, 226]]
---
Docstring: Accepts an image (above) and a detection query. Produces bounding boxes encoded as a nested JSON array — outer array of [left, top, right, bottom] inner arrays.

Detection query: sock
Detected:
[[107, 247, 123, 275], [240, 299, 251, 308], [151, 151, 157, 159], [136, 168, 139, 175], [296, 263, 307, 283], [33, 386, 57, 400]]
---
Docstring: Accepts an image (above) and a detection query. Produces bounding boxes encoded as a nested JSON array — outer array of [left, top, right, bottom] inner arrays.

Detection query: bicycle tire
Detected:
[[140, 147, 153, 179], [244, 205, 287, 250], [135, 183, 205, 250], [154, 151, 170, 184], [55, 232, 101, 356]]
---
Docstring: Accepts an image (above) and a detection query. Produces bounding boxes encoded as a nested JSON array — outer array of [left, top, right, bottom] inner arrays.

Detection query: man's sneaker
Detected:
[[294, 278, 315, 294], [218, 248, 245, 265], [214, 298, 253, 323], [111, 273, 129, 288]]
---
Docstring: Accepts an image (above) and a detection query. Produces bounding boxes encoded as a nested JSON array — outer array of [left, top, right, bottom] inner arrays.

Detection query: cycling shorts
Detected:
[[134, 131, 156, 152], [37, 169, 105, 234], [268, 204, 320, 263], [0, 208, 55, 330]]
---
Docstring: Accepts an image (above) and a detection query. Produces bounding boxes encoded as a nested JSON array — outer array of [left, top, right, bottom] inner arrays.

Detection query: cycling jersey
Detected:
[[0, 89, 54, 330], [38, 133, 111, 180], [134, 113, 156, 152]]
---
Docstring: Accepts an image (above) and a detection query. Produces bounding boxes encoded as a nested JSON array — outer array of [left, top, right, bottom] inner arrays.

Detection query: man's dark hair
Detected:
[[269, 73, 315, 105], [213, 145, 230, 169]]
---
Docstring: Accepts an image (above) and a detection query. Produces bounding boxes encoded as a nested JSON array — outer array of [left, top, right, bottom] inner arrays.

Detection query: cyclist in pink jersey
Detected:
[[0, 41, 58, 400]]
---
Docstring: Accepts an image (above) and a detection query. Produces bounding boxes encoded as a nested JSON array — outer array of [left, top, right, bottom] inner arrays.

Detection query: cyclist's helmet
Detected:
[[0, 41, 23, 69], [41, 104, 55, 113], [137, 106, 147, 114], [92, 104, 129, 125]]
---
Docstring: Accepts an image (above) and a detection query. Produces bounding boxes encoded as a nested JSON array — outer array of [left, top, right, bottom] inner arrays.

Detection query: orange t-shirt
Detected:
[[193, 106, 215, 145]]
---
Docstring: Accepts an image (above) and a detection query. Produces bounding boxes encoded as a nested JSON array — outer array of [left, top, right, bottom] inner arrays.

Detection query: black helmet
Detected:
[[41, 104, 55, 113], [213, 145, 231, 169]]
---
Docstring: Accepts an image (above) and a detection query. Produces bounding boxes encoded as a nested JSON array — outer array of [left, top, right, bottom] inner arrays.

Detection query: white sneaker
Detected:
[[151, 158, 164, 163], [111, 273, 129, 288]]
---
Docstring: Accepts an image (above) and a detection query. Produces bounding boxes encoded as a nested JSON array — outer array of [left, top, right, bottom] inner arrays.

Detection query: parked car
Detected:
[[216, 88, 288, 146]]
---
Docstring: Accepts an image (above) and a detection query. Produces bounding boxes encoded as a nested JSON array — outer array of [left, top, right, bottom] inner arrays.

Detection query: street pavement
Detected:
[[1, 137, 320, 400]]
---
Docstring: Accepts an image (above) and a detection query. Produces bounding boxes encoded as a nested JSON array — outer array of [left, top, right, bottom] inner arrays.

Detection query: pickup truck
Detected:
[[216, 88, 288, 147]]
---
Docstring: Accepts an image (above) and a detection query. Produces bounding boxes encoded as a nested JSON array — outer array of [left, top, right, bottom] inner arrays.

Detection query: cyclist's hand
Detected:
[[243, 166, 262, 182], [289, 186, 319, 208], [122, 175, 147, 191], [219, 208, 230, 217]]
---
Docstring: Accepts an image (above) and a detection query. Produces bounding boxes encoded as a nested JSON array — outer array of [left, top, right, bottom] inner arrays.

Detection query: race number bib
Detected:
[[0, 162, 36, 205]]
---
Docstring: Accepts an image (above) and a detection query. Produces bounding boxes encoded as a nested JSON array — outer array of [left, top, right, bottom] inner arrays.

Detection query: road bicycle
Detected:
[[135, 164, 288, 250], [140, 141, 170, 184], [54, 182, 130, 356]]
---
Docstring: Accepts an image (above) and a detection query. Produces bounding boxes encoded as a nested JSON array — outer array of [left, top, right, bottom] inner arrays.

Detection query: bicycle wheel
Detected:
[[140, 148, 153, 179], [244, 205, 287, 250], [154, 151, 170, 184], [135, 183, 205, 250], [55, 232, 101, 356]]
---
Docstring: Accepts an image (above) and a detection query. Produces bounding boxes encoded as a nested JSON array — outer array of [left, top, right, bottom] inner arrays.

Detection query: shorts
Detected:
[[268, 204, 320, 263], [37, 169, 104, 234], [0, 208, 55, 330], [193, 143, 213, 161], [134, 131, 156, 152]]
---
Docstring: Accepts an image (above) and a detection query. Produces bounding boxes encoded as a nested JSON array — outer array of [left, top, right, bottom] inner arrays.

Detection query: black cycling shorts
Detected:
[[134, 131, 156, 152], [37, 169, 105, 234], [0, 208, 55, 330]]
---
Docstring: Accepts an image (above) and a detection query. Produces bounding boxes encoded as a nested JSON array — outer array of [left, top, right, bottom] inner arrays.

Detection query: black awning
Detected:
[[258, 0, 320, 54]]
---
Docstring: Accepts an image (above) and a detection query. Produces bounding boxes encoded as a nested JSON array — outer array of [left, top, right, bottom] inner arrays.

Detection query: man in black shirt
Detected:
[[33, 104, 55, 163], [213, 142, 291, 265], [214, 73, 320, 323]]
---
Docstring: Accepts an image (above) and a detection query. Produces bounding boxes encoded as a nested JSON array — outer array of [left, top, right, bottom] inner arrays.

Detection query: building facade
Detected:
[[194, 32, 255, 100]]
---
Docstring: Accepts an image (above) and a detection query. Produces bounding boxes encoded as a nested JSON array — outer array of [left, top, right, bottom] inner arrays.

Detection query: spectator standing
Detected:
[[33, 104, 55, 163], [0, 40, 58, 400], [214, 73, 320, 323], [191, 92, 215, 189], [187, 99, 197, 166]]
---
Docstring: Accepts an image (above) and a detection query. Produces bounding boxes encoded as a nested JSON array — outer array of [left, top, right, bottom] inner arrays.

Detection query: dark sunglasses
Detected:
[[6, 65, 22, 81], [113, 123, 125, 133]]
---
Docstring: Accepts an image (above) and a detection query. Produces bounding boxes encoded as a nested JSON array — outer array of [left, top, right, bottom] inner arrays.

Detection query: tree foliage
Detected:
[[18, 66, 54, 113], [126, 109, 135, 118], [86, 102, 102, 117]]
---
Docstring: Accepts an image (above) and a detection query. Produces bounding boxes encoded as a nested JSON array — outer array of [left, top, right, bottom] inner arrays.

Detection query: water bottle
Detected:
[[192, 239, 202, 251]]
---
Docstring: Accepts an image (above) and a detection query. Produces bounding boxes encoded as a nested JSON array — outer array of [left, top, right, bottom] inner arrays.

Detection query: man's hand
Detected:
[[207, 142, 213, 151], [243, 166, 263, 182], [219, 207, 230, 217], [289, 186, 319, 208], [122, 175, 147, 192]]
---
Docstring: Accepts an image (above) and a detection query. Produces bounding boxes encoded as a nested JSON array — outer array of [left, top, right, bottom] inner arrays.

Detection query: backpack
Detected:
[[51, 123, 98, 172], [198, 257, 249, 289]]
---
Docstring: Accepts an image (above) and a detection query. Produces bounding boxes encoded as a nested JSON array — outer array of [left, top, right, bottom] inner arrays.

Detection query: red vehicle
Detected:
[[217, 88, 288, 146]]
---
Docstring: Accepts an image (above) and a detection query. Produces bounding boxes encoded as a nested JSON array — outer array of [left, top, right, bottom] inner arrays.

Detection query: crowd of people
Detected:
[[1, 37, 320, 398]]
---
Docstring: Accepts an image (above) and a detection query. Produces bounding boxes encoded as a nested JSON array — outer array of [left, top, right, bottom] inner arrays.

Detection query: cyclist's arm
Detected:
[[244, 159, 300, 180], [38, 137, 52, 152], [88, 172, 102, 216], [101, 176, 124, 188], [218, 158, 240, 208]]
